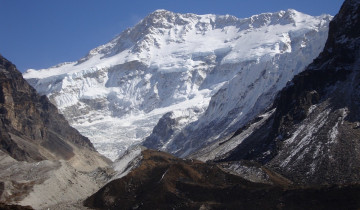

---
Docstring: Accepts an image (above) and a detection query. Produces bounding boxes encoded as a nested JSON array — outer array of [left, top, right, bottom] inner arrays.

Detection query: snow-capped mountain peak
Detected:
[[24, 9, 332, 160]]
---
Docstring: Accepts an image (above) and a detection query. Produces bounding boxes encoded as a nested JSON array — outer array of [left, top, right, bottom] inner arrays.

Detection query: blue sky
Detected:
[[0, 0, 344, 72]]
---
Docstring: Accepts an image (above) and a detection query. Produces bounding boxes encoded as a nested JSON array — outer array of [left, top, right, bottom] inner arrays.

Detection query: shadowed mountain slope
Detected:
[[0, 55, 111, 209], [219, 0, 360, 185], [0, 55, 97, 162]]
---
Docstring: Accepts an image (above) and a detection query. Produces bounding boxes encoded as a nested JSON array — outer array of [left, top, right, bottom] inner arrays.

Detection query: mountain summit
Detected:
[[24, 9, 332, 160], [83, 1, 360, 209]]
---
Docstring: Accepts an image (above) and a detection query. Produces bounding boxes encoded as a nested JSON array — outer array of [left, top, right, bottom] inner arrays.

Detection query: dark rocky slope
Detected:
[[0, 203, 33, 210], [220, 0, 360, 185], [0, 55, 111, 208], [85, 149, 360, 210], [0, 55, 97, 162]]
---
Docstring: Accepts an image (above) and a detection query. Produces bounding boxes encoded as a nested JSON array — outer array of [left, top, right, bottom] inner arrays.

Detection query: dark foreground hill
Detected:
[[85, 149, 360, 210]]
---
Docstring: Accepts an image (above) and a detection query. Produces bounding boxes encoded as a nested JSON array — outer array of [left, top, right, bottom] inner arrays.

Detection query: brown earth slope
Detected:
[[85, 149, 360, 210]]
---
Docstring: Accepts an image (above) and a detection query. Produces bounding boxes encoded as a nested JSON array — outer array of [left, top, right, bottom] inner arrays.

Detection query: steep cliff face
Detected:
[[267, 0, 360, 185], [24, 9, 332, 160], [0, 55, 111, 208], [220, 0, 360, 185], [0, 55, 96, 162]]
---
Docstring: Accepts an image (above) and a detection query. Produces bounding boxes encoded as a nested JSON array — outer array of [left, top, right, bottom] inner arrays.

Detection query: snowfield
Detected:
[[24, 9, 332, 160]]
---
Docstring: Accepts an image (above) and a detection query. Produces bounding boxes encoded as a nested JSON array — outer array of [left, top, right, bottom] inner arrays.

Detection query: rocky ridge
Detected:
[[212, 0, 360, 185], [0, 55, 111, 209]]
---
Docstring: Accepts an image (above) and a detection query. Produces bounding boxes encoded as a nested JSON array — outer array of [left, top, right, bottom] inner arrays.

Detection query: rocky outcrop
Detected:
[[0, 203, 33, 210], [0, 55, 111, 208], [0, 55, 96, 162], [142, 112, 178, 150]]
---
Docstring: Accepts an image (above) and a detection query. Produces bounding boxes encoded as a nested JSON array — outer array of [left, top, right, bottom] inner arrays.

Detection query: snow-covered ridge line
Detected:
[[24, 9, 329, 79], [23, 9, 332, 160]]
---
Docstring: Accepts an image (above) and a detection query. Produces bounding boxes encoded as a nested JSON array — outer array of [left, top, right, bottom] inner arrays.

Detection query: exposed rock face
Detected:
[[0, 55, 111, 208], [142, 112, 183, 150], [0, 55, 95, 162], [188, 109, 275, 162], [219, 0, 360, 185], [0, 203, 33, 210]]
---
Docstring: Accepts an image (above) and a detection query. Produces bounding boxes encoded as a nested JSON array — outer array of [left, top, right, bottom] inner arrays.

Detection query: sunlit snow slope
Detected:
[[24, 9, 331, 160]]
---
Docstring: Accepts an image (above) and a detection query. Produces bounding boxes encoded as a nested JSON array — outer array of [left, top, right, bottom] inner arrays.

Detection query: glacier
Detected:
[[24, 9, 332, 160]]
